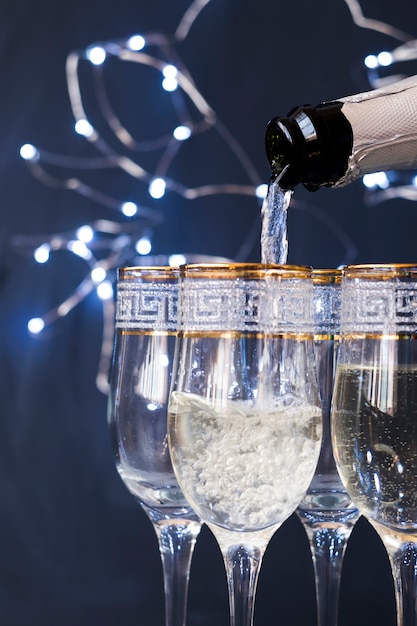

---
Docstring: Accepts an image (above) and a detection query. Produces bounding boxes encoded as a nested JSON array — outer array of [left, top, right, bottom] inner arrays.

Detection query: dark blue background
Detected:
[[0, 1, 416, 623]]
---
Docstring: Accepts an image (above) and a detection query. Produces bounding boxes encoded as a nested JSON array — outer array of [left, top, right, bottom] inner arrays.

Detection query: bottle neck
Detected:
[[265, 101, 353, 191]]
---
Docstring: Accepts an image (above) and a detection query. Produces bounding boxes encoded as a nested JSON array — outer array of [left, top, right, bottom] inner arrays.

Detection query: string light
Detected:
[[135, 235, 152, 255], [16, 0, 267, 395], [127, 34, 146, 51], [20, 143, 39, 161], [148, 178, 166, 199], [34, 243, 51, 264]]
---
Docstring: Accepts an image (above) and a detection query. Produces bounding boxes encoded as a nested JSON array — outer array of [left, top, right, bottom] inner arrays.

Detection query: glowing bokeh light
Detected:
[[76, 225, 94, 242], [86, 46, 107, 65], [75, 119, 94, 137], [363, 171, 390, 189], [168, 253, 186, 266], [121, 201, 138, 216], [173, 125, 191, 141], [162, 64, 178, 78], [255, 183, 268, 198], [127, 34, 146, 51], [96, 280, 114, 300], [148, 178, 166, 199], [34, 243, 50, 264], [135, 236, 152, 255], [20, 143, 39, 161], [364, 54, 378, 69], [91, 267, 107, 283], [28, 318, 45, 334], [377, 51, 393, 66], [67, 240, 92, 259], [162, 77, 178, 91]]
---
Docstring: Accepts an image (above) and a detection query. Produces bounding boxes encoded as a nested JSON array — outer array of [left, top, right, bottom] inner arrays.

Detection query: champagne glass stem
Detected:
[[224, 543, 263, 626], [304, 523, 356, 626], [386, 541, 417, 626], [145, 506, 202, 626]]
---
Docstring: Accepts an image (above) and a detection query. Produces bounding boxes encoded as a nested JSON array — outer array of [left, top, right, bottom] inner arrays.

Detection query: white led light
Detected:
[[121, 201, 138, 216], [169, 253, 186, 266], [75, 119, 94, 137], [96, 280, 114, 300], [20, 143, 39, 161], [413, 175, 417, 187], [28, 317, 45, 334], [127, 35, 145, 51], [76, 225, 94, 242], [86, 46, 107, 65], [135, 236, 152, 255], [364, 54, 378, 69], [163, 64, 178, 78], [256, 183, 268, 199], [377, 51, 393, 67], [34, 243, 50, 264], [173, 125, 191, 141], [147, 402, 159, 411], [162, 77, 178, 92], [91, 267, 107, 283], [362, 172, 389, 189], [149, 178, 166, 199], [67, 240, 92, 260]]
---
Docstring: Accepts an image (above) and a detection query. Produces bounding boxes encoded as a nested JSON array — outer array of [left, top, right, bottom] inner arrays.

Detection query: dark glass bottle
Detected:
[[265, 75, 417, 191]]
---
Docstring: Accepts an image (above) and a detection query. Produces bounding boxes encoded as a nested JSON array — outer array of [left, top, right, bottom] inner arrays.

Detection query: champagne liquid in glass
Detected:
[[168, 263, 321, 626], [168, 390, 322, 532], [333, 363, 417, 529], [331, 264, 417, 626]]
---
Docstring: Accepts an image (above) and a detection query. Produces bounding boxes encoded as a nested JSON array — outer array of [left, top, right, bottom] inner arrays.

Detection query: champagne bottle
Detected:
[[265, 75, 417, 191]]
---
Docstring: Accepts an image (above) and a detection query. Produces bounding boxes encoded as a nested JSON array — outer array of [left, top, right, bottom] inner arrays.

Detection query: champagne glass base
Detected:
[[369, 520, 417, 626], [142, 503, 202, 626], [297, 506, 360, 626]]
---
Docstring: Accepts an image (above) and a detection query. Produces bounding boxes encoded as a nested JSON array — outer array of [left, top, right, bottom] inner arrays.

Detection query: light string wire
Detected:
[[16, 0, 412, 393], [15, 0, 269, 395]]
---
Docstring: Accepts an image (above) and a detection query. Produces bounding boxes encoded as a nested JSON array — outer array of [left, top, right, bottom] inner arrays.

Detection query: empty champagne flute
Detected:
[[297, 269, 360, 626], [167, 263, 322, 626], [107, 266, 202, 626], [332, 264, 417, 626]]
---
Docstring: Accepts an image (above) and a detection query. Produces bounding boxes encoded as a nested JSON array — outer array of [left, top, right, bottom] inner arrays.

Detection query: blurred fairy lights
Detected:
[[15, 0, 417, 393], [16, 0, 267, 393]]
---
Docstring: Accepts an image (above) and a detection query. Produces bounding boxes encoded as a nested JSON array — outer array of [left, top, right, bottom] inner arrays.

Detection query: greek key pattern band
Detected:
[[179, 279, 313, 333], [116, 281, 177, 331], [341, 281, 417, 333], [313, 283, 341, 335]]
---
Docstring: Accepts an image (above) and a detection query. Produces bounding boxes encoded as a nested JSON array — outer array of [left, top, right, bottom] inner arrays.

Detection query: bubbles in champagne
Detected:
[[333, 364, 417, 530], [168, 391, 321, 532]]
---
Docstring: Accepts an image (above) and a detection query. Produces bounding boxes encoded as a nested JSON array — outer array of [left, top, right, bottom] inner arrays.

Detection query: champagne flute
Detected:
[[332, 263, 417, 626], [107, 266, 202, 626], [167, 263, 322, 626], [297, 269, 360, 626]]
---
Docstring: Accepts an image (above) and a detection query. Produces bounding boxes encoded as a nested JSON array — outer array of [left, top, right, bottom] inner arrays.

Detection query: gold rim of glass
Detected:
[[118, 265, 179, 281], [312, 268, 342, 285], [343, 263, 417, 279], [180, 262, 312, 279]]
